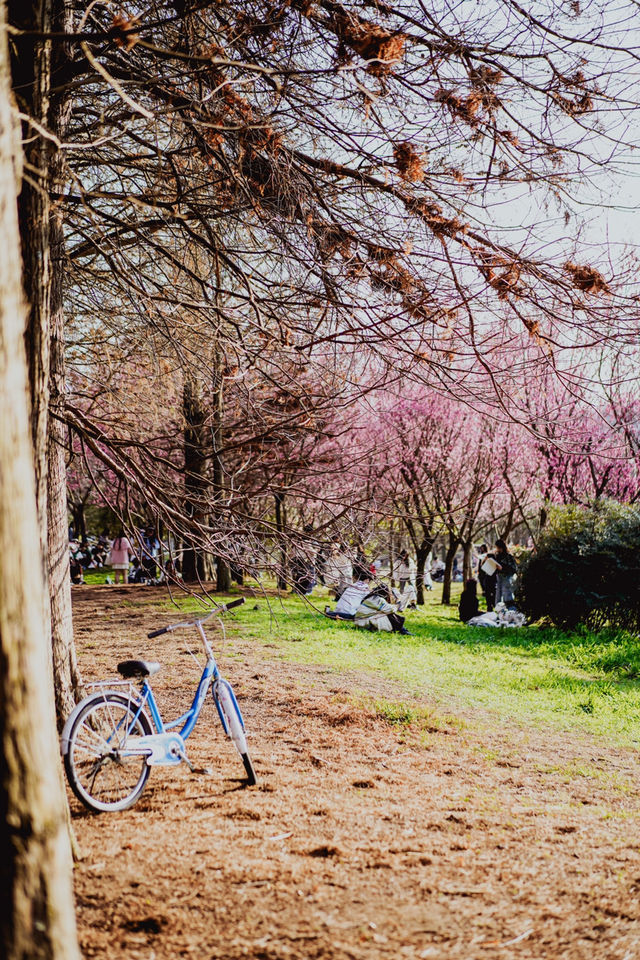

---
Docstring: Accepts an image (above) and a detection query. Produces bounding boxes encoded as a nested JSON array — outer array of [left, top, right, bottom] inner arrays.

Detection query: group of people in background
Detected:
[[458, 539, 518, 623], [70, 525, 519, 625], [69, 526, 179, 586], [325, 566, 415, 635]]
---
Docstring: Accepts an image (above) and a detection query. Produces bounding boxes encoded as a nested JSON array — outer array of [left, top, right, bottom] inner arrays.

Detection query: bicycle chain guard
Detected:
[[123, 732, 186, 766]]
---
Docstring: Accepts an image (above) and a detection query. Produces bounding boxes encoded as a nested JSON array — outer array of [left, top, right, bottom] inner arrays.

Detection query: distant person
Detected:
[[477, 543, 497, 611], [109, 530, 134, 584], [352, 544, 370, 581], [290, 549, 316, 595], [162, 558, 182, 584], [94, 535, 109, 567], [392, 549, 411, 590], [423, 549, 434, 591], [493, 539, 517, 607], [326, 572, 411, 634], [323, 540, 353, 598], [128, 557, 147, 584], [458, 579, 480, 623], [392, 549, 417, 608], [141, 525, 160, 580], [332, 570, 373, 617], [69, 553, 84, 585]]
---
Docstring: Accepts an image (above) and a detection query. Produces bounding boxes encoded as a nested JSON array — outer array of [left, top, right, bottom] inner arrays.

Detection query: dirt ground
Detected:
[[68, 586, 640, 960]]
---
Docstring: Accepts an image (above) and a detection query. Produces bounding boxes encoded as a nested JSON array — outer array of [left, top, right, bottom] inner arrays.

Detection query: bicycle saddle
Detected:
[[117, 660, 161, 678]]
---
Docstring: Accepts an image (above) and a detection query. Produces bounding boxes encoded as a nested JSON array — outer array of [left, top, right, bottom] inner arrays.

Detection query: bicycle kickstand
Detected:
[[176, 747, 212, 777]]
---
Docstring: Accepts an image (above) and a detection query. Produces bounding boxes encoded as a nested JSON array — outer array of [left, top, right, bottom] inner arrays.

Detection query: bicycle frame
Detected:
[[139, 657, 217, 740], [113, 611, 244, 768]]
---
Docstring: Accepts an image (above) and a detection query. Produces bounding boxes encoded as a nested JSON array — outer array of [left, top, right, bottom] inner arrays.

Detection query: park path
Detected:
[[70, 588, 640, 959]]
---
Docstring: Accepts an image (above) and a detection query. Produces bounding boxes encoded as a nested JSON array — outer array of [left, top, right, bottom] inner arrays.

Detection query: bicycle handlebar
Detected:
[[146, 597, 246, 638], [224, 597, 246, 611]]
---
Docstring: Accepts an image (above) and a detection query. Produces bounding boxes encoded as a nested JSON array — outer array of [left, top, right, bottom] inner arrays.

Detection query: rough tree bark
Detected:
[[182, 374, 208, 582], [212, 349, 231, 591], [274, 491, 288, 590], [49, 193, 81, 723], [462, 540, 473, 583], [10, 0, 80, 727], [8, 0, 50, 537], [0, 4, 80, 952], [48, 0, 81, 725]]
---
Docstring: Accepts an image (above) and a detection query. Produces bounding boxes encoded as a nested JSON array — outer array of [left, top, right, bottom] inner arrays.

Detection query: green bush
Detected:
[[516, 501, 640, 631]]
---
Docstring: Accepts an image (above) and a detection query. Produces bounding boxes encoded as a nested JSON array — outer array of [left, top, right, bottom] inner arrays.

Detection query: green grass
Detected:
[[82, 569, 112, 585], [91, 577, 640, 747], [182, 583, 640, 747]]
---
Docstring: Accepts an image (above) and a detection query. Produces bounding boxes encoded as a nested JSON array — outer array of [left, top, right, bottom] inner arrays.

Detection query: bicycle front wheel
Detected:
[[64, 692, 152, 813]]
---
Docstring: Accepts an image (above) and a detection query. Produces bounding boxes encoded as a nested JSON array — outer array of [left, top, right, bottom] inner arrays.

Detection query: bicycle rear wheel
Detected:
[[213, 680, 257, 785], [64, 692, 152, 813]]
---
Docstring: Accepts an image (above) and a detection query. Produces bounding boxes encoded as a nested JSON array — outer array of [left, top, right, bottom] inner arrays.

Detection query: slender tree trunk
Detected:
[[49, 143, 81, 725], [69, 500, 86, 542], [48, 0, 80, 725], [462, 540, 473, 582], [0, 10, 80, 951], [274, 491, 288, 589], [389, 522, 396, 588], [216, 556, 231, 591], [440, 531, 459, 605], [182, 375, 208, 582], [539, 502, 549, 530], [211, 345, 231, 591]]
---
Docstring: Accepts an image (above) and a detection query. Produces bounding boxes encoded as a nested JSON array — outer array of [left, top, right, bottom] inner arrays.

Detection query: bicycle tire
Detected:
[[214, 681, 258, 785], [64, 692, 152, 813]]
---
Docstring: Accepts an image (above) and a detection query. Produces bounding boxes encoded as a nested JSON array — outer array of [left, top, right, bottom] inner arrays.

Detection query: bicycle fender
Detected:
[[214, 680, 248, 751]]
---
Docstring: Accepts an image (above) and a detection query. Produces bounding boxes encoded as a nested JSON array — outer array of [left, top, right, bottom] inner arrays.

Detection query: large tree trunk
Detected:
[[0, 8, 80, 952], [49, 78, 81, 724], [10, 0, 80, 727], [9, 0, 51, 540]]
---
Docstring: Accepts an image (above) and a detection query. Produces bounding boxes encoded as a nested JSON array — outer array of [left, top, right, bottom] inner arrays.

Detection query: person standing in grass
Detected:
[[493, 539, 517, 607], [324, 539, 353, 598], [392, 549, 417, 608], [477, 543, 497, 611], [109, 530, 134, 584]]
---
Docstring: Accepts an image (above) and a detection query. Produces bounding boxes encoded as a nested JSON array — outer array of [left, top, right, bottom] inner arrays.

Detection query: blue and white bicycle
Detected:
[[61, 598, 256, 813]]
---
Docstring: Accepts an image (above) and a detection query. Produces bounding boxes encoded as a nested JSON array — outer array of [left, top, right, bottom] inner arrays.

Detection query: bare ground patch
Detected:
[[69, 587, 640, 959]]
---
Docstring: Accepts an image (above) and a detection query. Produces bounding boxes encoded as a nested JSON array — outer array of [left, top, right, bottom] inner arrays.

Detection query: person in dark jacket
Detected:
[[494, 539, 517, 607], [458, 578, 480, 623], [477, 543, 497, 611]]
